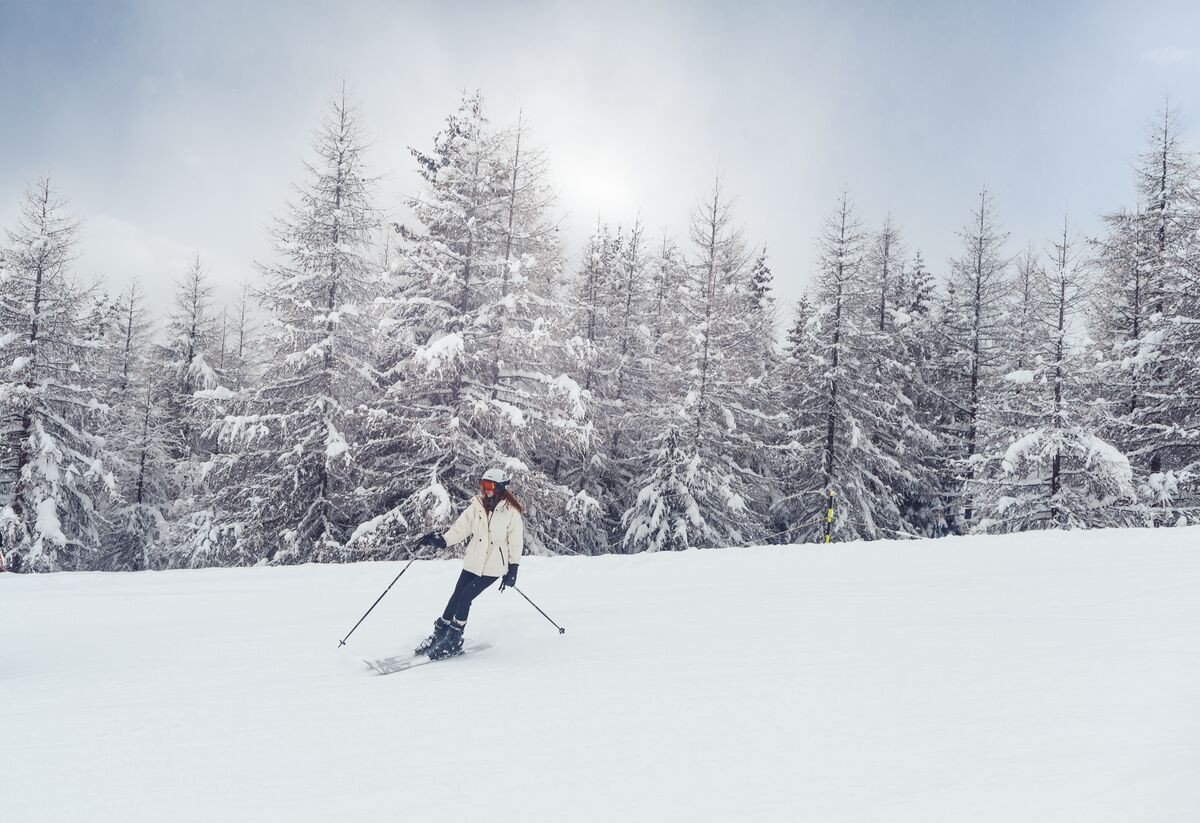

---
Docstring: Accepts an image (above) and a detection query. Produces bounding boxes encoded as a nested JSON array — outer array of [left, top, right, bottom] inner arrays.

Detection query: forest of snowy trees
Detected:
[[2, 93, 1198, 572]]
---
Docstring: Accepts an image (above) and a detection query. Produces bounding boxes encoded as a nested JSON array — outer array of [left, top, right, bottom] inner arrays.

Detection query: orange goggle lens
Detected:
[[480, 479, 496, 492]]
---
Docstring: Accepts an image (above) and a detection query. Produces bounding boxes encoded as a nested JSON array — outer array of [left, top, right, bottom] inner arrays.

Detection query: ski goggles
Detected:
[[480, 479, 497, 492]]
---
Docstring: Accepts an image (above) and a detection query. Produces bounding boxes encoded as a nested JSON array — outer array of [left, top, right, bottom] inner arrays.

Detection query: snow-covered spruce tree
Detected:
[[864, 220, 945, 517], [786, 194, 936, 542], [486, 113, 595, 552], [0, 179, 115, 572], [939, 188, 1011, 528], [738, 245, 789, 541], [146, 256, 234, 568], [572, 222, 618, 397], [106, 282, 154, 396], [974, 247, 1044, 489], [648, 234, 688, 344], [622, 178, 776, 551], [156, 255, 220, 460], [1090, 208, 1150, 418], [557, 222, 621, 543], [1136, 107, 1196, 318], [865, 215, 904, 332], [556, 219, 663, 551], [603, 219, 654, 467], [224, 280, 263, 394], [203, 90, 381, 565], [1093, 108, 1200, 522], [359, 94, 591, 557], [211, 281, 261, 393], [1146, 245, 1200, 520], [973, 217, 1143, 531], [861, 225, 942, 537], [772, 291, 823, 539], [96, 281, 174, 570], [746, 246, 780, 362], [919, 275, 975, 534]]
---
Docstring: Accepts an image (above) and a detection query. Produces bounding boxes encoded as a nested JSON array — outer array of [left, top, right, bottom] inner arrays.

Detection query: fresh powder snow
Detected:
[[4, 526, 1198, 822]]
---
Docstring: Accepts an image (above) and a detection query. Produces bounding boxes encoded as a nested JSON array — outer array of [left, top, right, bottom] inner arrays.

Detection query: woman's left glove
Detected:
[[499, 564, 519, 592], [418, 531, 446, 550]]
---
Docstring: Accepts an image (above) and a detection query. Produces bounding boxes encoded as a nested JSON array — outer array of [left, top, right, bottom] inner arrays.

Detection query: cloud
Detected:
[[1141, 46, 1196, 67], [78, 212, 246, 316]]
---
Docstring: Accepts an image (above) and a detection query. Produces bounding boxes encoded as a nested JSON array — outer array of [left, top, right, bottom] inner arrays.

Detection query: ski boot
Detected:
[[414, 617, 452, 655], [427, 622, 465, 660]]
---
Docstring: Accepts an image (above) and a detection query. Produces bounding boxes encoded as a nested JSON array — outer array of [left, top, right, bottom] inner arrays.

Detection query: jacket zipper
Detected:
[[478, 500, 508, 577], [480, 501, 495, 575]]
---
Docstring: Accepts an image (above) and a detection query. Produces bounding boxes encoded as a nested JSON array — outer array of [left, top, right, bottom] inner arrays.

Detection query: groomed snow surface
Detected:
[[5, 528, 1199, 822]]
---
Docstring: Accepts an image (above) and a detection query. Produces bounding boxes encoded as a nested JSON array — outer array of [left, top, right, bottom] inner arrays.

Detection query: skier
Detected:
[[414, 468, 524, 659]]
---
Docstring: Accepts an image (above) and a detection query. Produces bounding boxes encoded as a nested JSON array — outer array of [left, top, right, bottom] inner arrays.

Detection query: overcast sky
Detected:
[[3, 0, 1200, 318]]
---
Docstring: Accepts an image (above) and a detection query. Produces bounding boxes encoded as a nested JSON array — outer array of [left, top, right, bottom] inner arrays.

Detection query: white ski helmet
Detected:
[[480, 467, 509, 494]]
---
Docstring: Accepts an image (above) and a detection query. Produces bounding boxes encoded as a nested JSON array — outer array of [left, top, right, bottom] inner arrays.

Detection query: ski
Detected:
[[364, 643, 491, 675]]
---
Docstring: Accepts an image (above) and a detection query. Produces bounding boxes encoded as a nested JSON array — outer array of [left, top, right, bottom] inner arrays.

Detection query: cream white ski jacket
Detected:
[[441, 496, 524, 578]]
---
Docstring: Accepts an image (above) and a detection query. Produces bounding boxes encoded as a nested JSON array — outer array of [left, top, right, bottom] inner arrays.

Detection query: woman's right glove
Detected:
[[418, 531, 446, 550], [499, 564, 519, 592]]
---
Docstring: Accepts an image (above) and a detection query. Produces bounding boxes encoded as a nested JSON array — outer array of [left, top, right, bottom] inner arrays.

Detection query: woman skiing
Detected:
[[414, 467, 524, 659]]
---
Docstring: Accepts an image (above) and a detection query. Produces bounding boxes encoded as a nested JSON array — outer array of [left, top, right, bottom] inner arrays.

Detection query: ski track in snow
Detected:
[[4, 527, 1200, 822]]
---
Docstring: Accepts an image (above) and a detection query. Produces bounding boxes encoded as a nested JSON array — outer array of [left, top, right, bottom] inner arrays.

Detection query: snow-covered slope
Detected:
[[5, 528, 1199, 822]]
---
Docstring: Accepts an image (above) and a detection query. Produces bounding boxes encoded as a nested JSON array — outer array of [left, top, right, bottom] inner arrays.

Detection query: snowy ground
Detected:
[[4, 528, 1199, 822]]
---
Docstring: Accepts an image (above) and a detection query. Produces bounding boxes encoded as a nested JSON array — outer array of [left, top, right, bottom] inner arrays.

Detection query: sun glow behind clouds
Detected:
[[554, 149, 640, 222]]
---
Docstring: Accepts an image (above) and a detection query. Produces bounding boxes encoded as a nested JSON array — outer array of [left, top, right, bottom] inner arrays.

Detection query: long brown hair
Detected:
[[502, 490, 524, 515]]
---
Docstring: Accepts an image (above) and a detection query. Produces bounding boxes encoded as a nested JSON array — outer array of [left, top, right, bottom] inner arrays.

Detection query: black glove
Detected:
[[418, 531, 446, 550], [499, 564, 518, 592]]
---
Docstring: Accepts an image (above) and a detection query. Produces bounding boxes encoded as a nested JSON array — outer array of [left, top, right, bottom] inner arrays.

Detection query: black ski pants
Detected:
[[442, 569, 498, 623]]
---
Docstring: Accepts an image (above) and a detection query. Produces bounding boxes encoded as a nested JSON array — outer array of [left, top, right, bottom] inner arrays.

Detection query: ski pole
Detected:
[[338, 553, 419, 647], [512, 585, 566, 634]]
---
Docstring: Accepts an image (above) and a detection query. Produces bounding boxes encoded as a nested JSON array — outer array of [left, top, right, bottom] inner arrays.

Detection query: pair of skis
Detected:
[[364, 643, 491, 676]]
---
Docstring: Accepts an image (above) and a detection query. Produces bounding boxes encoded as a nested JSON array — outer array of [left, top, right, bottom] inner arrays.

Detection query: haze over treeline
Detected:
[[1, 84, 1198, 571]]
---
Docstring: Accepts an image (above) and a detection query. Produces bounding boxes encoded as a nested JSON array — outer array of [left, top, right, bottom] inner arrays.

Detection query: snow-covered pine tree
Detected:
[[940, 188, 1011, 528], [873, 235, 945, 537], [1090, 207, 1150, 414], [357, 92, 505, 556], [143, 256, 235, 569], [605, 219, 653, 465], [738, 245, 789, 541], [156, 255, 220, 461], [772, 291, 822, 539], [1094, 107, 1200, 522], [622, 178, 773, 551], [0, 179, 115, 572], [108, 282, 154, 396], [786, 195, 935, 541], [897, 250, 937, 320], [205, 89, 381, 565], [1136, 107, 1195, 318], [559, 222, 625, 545], [746, 246, 779, 359], [486, 113, 595, 552], [557, 218, 664, 551], [97, 281, 174, 570], [865, 215, 904, 331], [889, 250, 955, 534], [974, 217, 1143, 531], [225, 280, 262, 393], [971, 247, 1044, 502], [1149, 240, 1200, 521], [572, 222, 620, 397], [600, 228, 693, 551], [360, 94, 590, 557], [649, 234, 688, 344], [1008, 246, 1043, 370]]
